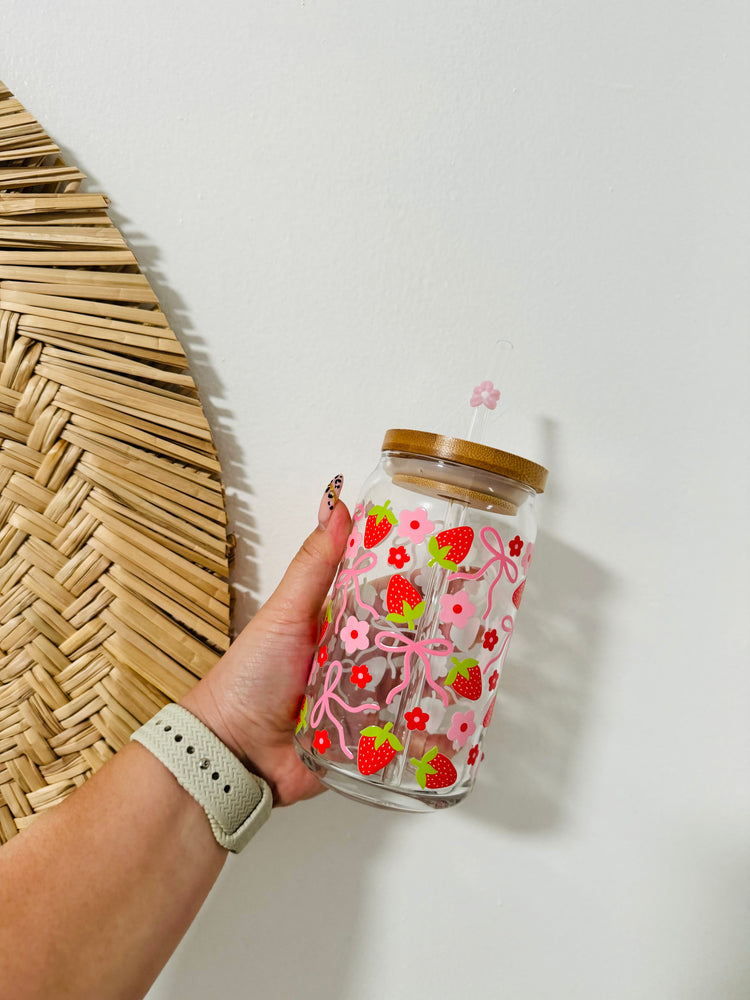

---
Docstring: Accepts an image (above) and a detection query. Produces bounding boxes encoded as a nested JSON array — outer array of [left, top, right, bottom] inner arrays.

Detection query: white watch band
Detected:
[[131, 704, 272, 853]]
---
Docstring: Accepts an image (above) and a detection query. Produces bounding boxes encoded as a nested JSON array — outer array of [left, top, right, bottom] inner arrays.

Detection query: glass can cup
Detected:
[[294, 429, 548, 812]]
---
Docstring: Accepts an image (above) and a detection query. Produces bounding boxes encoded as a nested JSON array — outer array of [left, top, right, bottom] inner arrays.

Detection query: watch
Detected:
[[131, 703, 272, 852]]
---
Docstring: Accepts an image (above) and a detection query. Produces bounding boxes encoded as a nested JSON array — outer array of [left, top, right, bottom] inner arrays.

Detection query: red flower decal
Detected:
[[404, 706, 430, 731], [312, 730, 331, 754], [488, 670, 499, 691], [350, 664, 372, 690], [483, 628, 499, 651], [509, 535, 523, 557], [317, 645, 328, 667], [387, 545, 410, 569], [468, 745, 480, 766]]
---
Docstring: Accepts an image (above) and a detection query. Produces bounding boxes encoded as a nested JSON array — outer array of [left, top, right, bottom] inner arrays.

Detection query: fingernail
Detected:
[[318, 474, 343, 528]]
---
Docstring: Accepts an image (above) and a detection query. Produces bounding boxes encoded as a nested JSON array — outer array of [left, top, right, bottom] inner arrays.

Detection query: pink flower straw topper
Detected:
[[470, 380, 501, 410], [464, 340, 513, 445]]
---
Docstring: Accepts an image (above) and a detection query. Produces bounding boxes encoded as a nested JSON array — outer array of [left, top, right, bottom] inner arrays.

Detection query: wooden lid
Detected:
[[382, 429, 548, 493]]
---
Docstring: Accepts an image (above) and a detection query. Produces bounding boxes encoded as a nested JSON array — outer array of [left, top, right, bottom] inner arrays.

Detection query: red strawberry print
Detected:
[[427, 526, 474, 571], [385, 574, 425, 630], [357, 722, 403, 775], [318, 603, 332, 645], [444, 656, 482, 701], [295, 696, 308, 735], [411, 747, 457, 790], [512, 580, 525, 609], [363, 500, 397, 548]]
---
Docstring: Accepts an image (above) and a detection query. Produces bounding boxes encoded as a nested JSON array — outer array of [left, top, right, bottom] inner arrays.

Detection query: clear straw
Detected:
[[465, 339, 514, 444], [385, 339, 517, 789]]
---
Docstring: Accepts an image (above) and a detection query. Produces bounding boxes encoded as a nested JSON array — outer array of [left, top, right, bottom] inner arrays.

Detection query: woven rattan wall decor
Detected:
[[0, 82, 232, 843]]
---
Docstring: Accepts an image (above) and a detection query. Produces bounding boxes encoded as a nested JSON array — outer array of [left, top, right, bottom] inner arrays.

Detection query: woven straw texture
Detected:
[[0, 82, 231, 843]]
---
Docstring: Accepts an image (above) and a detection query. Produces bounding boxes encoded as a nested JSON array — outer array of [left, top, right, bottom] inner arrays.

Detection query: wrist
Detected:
[[180, 680, 250, 768], [131, 704, 273, 853]]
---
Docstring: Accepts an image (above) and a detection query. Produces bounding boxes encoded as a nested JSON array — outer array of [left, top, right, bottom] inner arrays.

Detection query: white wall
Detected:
[[3, 3, 748, 997]]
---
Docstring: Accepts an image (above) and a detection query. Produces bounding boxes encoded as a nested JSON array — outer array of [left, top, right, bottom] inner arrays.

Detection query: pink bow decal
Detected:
[[484, 615, 514, 674], [450, 526, 518, 620], [374, 631, 454, 706], [333, 552, 379, 633], [309, 660, 379, 759]]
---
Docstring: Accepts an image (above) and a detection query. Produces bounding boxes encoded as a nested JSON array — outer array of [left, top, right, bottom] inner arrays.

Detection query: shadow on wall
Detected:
[[52, 127, 264, 624], [104, 205, 263, 629], [158, 792, 397, 1000], [465, 529, 613, 833]]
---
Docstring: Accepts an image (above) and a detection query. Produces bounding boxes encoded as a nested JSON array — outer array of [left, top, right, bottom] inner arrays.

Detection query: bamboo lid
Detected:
[[382, 429, 548, 494]]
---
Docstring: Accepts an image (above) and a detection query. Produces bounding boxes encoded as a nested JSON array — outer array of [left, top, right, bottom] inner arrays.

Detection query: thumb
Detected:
[[261, 494, 351, 630]]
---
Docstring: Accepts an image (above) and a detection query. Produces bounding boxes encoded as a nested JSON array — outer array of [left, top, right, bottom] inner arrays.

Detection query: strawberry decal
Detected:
[[512, 580, 525, 609], [318, 603, 332, 644], [411, 747, 458, 790], [444, 656, 482, 701], [363, 500, 397, 549], [295, 696, 308, 735], [427, 526, 474, 571], [357, 722, 403, 775], [385, 574, 425, 630]]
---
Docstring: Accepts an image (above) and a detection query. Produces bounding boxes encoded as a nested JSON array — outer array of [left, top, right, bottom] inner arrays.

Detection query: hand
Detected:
[[181, 496, 350, 806]]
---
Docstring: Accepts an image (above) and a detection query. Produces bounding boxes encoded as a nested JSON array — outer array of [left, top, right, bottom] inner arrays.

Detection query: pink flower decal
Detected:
[[397, 507, 435, 546], [345, 527, 362, 559], [521, 542, 534, 574], [350, 664, 372, 690], [470, 380, 500, 410], [447, 709, 476, 748], [439, 589, 476, 629], [509, 535, 523, 557], [340, 615, 370, 655], [404, 706, 430, 731], [488, 670, 499, 691], [313, 730, 331, 754], [387, 545, 410, 569], [482, 628, 499, 651], [468, 745, 480, 766]]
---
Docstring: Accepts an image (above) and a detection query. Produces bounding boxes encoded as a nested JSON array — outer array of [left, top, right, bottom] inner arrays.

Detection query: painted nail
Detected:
[[318, 474, 344, 528]]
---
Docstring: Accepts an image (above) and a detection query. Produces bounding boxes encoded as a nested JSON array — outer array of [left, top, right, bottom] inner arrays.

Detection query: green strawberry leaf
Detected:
[[445, 656, 479, 685], [408, 600, 425, 620], [427, 535, 457, 570], [361, 722, 404, 752], [398, 599, 425, 630], [374, 724, 403, 752], [386, 612, 409, 625], [410, 748, 439, 789], [295, 697, 308, 735], [371, 500, 398, 526], [388, 601, 425, 630]]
